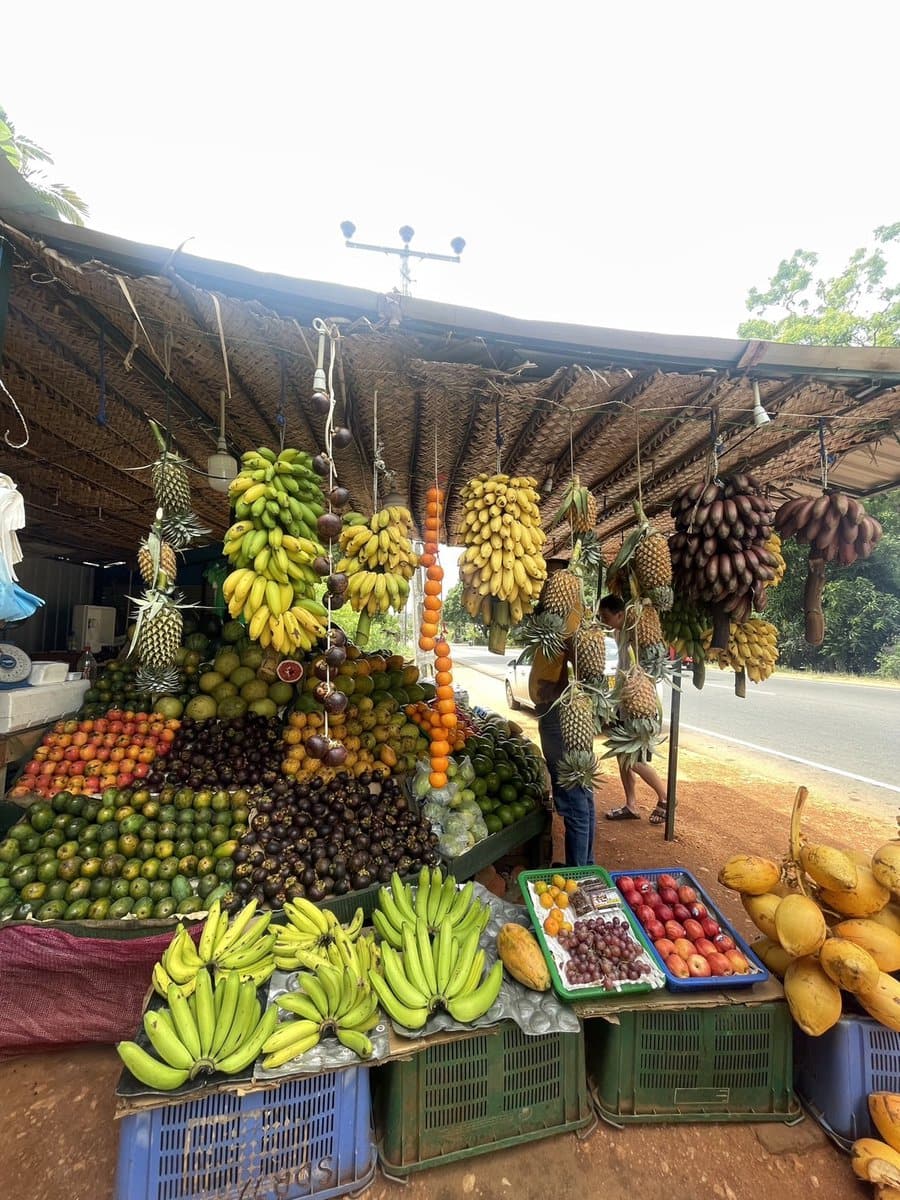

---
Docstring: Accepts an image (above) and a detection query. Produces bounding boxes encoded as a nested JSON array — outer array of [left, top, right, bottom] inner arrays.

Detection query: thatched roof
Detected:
[[1, 194, 899, 564]]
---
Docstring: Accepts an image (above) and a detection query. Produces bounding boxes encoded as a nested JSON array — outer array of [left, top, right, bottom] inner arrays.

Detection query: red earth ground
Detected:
[[0, 662, 892, 1200]]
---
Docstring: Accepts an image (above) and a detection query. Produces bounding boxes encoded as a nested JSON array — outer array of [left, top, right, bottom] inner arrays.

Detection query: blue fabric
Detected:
[[538, 705, 596, 866]]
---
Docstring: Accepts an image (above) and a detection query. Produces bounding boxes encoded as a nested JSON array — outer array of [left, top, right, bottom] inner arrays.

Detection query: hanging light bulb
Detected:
[[207, 390, 238, 492]]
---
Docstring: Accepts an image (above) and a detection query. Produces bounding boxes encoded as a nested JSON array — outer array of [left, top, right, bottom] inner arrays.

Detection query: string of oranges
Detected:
[[417, 485, 458, 789]]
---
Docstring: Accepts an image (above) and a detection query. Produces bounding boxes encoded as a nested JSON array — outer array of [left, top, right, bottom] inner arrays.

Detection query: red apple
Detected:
[[626, 892, 643, 911], [656, 904, 674, 923], [726, 949, 750, 974], [654, 937, 677, 958], [678, 885, 698, 905], [687, 954, 712, 978], [666, 954, 690, 979], [637, 905, 656, 926], [701, 917, 721, 939], [689, 902, 709, 920], [659, 887, 679, 906], [618, 876, 635, 893], [646, 919, 666, 940], [116, 771, 134, 788], [133, 763, 151, 778], [647, 892, 663, 910], [657, 874, 678, 891], [714, 933, 735, 953], [672, 904, 691, 923], [673, 937, 694, 960], [664, 920, 686, 941], [683, 919, 705, 942], [706, 952, 734, 976], [694, 937, 717, 958], [635, 877, 654, 895]]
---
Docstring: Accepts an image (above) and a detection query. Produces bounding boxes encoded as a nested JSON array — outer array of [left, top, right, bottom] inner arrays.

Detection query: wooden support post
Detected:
[[665, 657, 682, 842]]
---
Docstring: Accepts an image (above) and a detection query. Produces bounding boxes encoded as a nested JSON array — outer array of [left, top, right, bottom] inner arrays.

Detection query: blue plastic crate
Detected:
[[611, 867, 768, 992], [794, 1013, 900, 1150], [115, 1068, 375, 1200]]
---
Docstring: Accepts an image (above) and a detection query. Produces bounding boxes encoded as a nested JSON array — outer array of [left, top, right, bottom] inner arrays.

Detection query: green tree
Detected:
[[0, 105, 89, 225], [442, 583, 482, 644], [741, 231, 900, 673]]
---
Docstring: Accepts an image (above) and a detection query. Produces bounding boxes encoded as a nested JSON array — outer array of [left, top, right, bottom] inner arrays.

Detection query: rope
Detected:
[[635, 412, 643, 508], [276, 356, 286, 451], [819, 418, 829, 490], [0, 375, 29, 448], [372, 389, 379, 512], [210, 293, 232, 403], [96, 328, 107, 427]]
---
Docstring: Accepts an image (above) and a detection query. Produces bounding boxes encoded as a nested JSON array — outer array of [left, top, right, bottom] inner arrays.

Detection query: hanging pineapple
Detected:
[[553, 475, 598, 534], [556, 682, 604, 791], [128, 513, 191, 694], [602, 664, 664, 768], [138, 537, 177, 585], [148, 420, 210, 550]]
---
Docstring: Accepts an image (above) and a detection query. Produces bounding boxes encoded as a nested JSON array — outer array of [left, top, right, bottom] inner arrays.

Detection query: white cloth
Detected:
[[0, 474, 25, 580]]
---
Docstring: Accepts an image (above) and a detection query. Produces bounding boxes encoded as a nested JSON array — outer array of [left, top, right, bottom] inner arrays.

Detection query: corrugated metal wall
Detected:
[[10, 559, 96, 657]]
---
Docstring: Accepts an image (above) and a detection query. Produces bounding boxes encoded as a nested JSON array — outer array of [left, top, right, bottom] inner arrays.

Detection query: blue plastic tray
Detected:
[[610, 867, 769, 992], [794, 1012, 900, 1150], [114, 1068, 375, 1200]]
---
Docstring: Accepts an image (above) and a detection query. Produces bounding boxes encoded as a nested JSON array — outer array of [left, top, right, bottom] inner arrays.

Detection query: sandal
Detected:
[[649, 803, 668, 826], [605, 806, 640, 821]]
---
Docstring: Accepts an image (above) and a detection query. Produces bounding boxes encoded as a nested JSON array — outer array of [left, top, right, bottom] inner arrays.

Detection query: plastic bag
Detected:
[[422, 802, 446, 826], [0, 552, 43, 623], [438, 831, 471, 858]]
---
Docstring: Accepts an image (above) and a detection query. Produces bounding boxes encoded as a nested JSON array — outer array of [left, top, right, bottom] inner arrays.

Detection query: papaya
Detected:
[[496, 923, 550, 991], [774, 893, 826, 958], [783, 956, 842, 1037], [718, 855, 781, 896]]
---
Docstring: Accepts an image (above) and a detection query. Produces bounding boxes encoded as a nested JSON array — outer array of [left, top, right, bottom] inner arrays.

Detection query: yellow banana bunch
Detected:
[[765, 532, 786, 587], [701, 617, 779, 683], [457, 473, 547, 652], [335, 505, 418, 616]]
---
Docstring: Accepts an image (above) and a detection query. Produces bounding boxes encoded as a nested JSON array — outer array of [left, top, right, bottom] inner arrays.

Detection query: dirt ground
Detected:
[[0, 662, 892, 1200]]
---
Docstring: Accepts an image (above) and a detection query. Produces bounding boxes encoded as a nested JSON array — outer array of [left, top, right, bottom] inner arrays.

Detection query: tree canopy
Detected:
[[740, 226, 900, 675], [0, 105, 88, 226]]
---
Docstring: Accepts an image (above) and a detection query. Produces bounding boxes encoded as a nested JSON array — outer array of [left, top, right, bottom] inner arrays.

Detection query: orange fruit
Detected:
[[424, 594, 442, 612], [435, 670, 453, 686], [418, 636, 435, 652], [424, 580, 442, 596], [426, 565, 444, 582], [556, 894, 570, 909], [435, 655, 452, 672], [434, 639, 451, 657], [429, 771, 447, 789], [543, 916, 560, 937]]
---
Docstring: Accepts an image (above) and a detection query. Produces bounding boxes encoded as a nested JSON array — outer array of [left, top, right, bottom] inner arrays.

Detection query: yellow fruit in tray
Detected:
[[818, 937, 879, 994], [870, 1094, 900, 1155], [497, 923, 551, 991], [873, 843, 900, 897], [742, 892, 782, 940], [820, 867, 890, 918], [858, 972, 900, 1033], [833, 919, 900, 973], [851, 1138, 900, 1187], [774, 894, 827, 958], [783, 956, 842, 1037], [551, 874, 566, 891], [799, 843, 858, 892], [749, 936, 792, 978], [718, 855, 781, 896]]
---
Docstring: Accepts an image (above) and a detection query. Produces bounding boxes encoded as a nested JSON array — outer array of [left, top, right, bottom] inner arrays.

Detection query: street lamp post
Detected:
[[340, 222, 465, 297]]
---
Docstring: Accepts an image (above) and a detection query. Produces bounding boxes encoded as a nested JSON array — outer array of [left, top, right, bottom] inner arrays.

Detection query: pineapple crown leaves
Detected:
[[557, 749, 604, 791], [548, 475, 590, 530], [575, 530, 604, 568], [514, 611, 566, 663], [163, 511, 211, 550], [600, 719, 665, 768], [134, 664, 182, 695]]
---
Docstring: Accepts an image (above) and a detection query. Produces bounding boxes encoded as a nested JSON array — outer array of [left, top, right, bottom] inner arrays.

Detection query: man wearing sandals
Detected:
[[598, 596, 668, 826]]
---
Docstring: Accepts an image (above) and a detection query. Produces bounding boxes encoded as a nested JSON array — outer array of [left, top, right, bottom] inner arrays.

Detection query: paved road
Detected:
[[451, 644, 900, 794]]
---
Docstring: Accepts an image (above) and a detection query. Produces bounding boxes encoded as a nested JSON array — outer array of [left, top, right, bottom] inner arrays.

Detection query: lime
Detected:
[[485, 814, 503, 834]]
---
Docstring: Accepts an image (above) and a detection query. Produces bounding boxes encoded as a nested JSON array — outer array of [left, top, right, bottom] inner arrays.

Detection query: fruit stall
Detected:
[[1, 205, 900, 1198]]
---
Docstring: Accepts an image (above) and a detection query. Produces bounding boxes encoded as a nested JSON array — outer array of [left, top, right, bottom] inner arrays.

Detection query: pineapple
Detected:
[[648, 584, 674, 613], [163, 511, 210, 551], [573, 620, 606, 681], [557, 749, 603, 792], [152, 451, 192, 515], [138, 537, 177, 586], [634, 604, 664, 650], [131, 592, 184, 670], [135, 664, 182, 695], [539, 568, 583, 617], [559, 685, 596, 753], [517, 611, 566, 661], [633, 528, 672, 591], [620, 667, 659, 721]]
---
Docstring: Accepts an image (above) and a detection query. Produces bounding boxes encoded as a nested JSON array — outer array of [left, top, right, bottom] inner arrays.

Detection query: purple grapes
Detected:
[[560, 915, 650, 986]]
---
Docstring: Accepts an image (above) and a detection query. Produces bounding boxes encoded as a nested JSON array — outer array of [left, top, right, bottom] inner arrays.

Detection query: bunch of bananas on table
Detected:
[[371, 868, 490, 944], [701, 616, 779, 683], [457, 473, 547, 654], [262, 959, 382, 1067], [222, 446, 330, 652], [274, 899, 379, 974], [152, 900, 276, 995], [117, 967, 278, 1091], [335, 505, 419, 615]]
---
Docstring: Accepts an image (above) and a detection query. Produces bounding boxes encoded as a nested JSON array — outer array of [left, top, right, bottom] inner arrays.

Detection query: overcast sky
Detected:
[[3, 1, 899, 339]]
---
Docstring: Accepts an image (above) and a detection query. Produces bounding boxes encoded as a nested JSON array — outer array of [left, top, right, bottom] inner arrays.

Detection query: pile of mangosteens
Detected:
[[231, 769, 440, 907], [149, 714, 285, 792]]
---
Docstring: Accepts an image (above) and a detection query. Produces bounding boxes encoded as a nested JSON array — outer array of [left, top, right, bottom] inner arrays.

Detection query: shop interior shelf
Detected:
[[115, 1067, 375, 1200], [586, 999, 801, 1125], [375, 1018, 592, 1175]]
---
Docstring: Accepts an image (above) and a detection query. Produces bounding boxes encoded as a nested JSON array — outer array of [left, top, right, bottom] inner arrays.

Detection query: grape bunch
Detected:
[[558, 915, 651, 988]]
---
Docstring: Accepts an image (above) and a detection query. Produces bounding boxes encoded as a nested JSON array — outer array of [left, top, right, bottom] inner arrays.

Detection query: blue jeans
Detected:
[[538, 705, 596, 866]]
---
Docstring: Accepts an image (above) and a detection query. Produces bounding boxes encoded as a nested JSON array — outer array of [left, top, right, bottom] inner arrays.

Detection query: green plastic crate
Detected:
[[586, 1001, 802, 1125], [375, 1019, 593, 1176]]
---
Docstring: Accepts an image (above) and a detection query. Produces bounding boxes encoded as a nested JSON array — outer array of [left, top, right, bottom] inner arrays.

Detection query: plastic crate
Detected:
[[794, 1013, 900, 1149], [610, 867, 769, 991], [375, 1019, 593, 1175], [115, 1068, 375, 1200], [586, 1000, 800, 1125]]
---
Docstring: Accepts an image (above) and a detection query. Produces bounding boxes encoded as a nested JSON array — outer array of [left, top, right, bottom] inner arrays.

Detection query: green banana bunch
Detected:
[[368, 913, 504, 1030], [222, 446, 329, 653], [372, 867, 490, 947], [117, 969, 278, 1092], [335, 505, 419, 626], [274, 902, 373, 972], [154, 902, 277, 996], [661, 594, 708, 663], [261, 956, 381, 1068]]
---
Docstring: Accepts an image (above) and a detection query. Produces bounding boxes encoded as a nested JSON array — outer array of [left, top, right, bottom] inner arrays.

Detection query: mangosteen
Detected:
[[329, 485, 350, 509], [311, 390, 331, 414], [331, 426, 352, 450], [314, 857, 331, 877], [328, 626, 348, 647], [334, 877, 351, 895], [352, 868, 372, 889], [313, 555, 332, 577], [324, 690, 348, 717], [324, 743, 347, 767], [302, 866, 316, 887], [307, 880, 326, 902], [306, 735, 327, 760], [349, 850, 368, 872], [312, 453, 330, 476], [332, 860, 347, 881], [378, 864, 393, 884], [317, 511, 343, 541], [326, 572, 348, 597], [397, 855, 414, 874]]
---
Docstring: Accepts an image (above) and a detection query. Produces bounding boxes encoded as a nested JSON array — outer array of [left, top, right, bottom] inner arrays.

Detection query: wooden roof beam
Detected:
[[499, 365, 580, 475]]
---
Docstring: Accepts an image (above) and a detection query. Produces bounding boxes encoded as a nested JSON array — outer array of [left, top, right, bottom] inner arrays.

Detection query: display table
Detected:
[[0, 679, 91, 793]]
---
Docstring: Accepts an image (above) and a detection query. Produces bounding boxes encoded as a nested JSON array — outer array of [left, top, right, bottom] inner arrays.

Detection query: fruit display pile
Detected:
[[851, 1092, 900, 1195], [719, 787, 900, 1038], [617, 872, 757, 981], [0, 785, 245, 922], [8, 712, 177, 801]]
